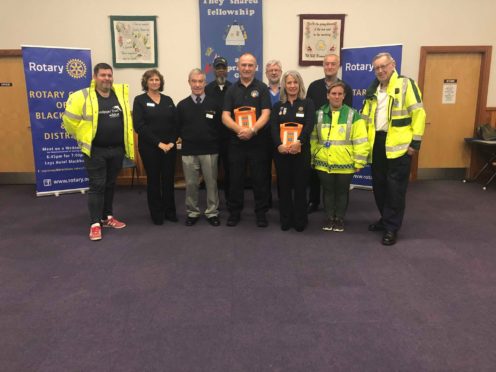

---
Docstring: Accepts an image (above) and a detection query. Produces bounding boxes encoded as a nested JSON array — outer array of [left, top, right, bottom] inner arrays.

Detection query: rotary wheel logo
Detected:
[[66, 59, 87, 79]]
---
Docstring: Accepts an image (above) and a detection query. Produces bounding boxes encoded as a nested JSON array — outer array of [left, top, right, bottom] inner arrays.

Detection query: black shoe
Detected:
[[294, 222, 307, 232], [322, 218, 334, 231], [307, 202, 318, 214], [165, 213, 179, 223], [226, 214, 240, 227], [185, 216, 199, 226], [368, 221, 385, 231], [151, 215, 164, 225], [382, 230, 397, 246], [256, 214, 268, 228], [207, 216, 221, 226], [152, 219, 164, 226], [332, 218, 345, 232], [280, 224, 291, 231]]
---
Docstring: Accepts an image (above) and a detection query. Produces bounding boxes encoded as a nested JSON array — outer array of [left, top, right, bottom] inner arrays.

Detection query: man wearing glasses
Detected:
[[362, 52, 426, 246]]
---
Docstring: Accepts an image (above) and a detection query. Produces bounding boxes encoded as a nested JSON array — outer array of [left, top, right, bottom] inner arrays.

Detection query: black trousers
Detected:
[[83, 145, 124, 224], [371, 132, 412, 232], [266, 138, 274, 206], [139, 144, 177, 222], [308, 168, 322, 206], [218, 139, 230, 200], [228, 142, 269, 216], [274, 149, 310, 228], [318, 171, 354, 220]]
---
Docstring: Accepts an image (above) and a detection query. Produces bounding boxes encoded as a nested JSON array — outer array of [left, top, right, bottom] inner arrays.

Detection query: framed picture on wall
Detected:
[[110, 16, 158, 68], [299, 14, 345, 66]]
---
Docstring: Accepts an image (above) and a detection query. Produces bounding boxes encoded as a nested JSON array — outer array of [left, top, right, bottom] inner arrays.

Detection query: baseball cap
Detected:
[[213, 57, 228, 68]]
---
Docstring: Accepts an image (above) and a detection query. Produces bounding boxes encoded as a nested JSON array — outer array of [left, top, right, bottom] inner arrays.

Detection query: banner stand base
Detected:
[[350, 185, 373, 191], [36, 188, 88, 197]]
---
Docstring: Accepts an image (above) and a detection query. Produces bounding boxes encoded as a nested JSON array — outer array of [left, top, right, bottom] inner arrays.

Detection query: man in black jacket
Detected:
[[222, 53, 272, 227], [177, 68, 221, 227], [205, 57, 232, 200]]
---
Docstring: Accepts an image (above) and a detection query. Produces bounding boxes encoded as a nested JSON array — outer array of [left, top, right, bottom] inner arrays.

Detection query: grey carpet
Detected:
[[1, 180, 495, 371]]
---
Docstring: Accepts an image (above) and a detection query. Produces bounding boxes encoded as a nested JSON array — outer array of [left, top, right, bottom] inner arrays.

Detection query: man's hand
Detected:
[[237, 127, 254, 141], [407, 146, 417, 156]]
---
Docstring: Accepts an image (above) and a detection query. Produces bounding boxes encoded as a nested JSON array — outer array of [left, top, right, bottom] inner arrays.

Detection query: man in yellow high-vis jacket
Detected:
[[361, 53, 426, 246], [63, 63, 134, 241]]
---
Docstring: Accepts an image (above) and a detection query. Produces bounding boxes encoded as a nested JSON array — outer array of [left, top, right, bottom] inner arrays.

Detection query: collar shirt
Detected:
[[375, 86, 389, 132], [191, 93, 206, 104]]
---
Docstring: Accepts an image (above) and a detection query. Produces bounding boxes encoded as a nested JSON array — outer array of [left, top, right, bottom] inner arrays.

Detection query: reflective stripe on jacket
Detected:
[[361, 71, 426, 161], [62, 80, 134, 159], [310, 104, 370, 174]]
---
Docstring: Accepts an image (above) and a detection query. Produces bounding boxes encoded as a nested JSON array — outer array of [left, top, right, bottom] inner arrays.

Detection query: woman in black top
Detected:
[[270, 70, 315, 231], [133, 69, 178, 225]]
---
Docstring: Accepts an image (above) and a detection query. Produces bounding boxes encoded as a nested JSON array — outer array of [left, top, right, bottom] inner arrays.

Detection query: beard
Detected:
[[216, 75, 226, 85]]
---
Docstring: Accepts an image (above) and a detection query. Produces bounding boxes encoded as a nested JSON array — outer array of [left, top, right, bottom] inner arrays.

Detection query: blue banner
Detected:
[[199, 0, 263, 82], [22, 46, 92, 196], [341, 45, 403, 189]]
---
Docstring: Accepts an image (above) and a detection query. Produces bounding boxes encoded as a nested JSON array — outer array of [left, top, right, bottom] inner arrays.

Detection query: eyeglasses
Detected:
[[374, 61, 392, 72]]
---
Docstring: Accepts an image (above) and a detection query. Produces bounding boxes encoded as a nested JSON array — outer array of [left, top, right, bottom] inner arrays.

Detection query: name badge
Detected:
[[296, 113, 305, 118], [206, 113, 214, 119], [147, 102, 155, 107]]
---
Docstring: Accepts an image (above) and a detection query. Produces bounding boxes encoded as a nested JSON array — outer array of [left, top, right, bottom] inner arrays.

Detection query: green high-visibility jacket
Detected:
[[310, 104, 370, 174]]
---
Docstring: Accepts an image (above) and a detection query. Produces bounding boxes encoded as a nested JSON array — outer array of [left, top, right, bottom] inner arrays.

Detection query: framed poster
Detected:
[[299, 14, 345, 66], [110, 16, 157, 68]]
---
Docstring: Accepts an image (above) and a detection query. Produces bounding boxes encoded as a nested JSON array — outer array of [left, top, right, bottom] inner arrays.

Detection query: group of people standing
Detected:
[[63, 51, 425, 246]]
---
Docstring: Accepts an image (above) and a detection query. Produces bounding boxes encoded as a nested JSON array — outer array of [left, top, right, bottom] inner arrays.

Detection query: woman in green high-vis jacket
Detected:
[[310, 81, 370, 232]]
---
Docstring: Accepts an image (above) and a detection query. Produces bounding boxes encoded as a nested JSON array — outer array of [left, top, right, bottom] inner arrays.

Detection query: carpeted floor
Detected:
[[1, 180, 495, 371]]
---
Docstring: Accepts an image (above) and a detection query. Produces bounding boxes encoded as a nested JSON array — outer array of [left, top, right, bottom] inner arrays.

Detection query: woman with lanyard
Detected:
[[133, 69, 179, 225], [310, 81, 370, 232], [270, 70, 315, 232]]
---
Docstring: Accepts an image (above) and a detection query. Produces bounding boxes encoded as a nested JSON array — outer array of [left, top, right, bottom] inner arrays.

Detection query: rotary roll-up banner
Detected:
[[22, 45, 92, 196], [199, 0, 263, 82], [341, 44, 403, 189]]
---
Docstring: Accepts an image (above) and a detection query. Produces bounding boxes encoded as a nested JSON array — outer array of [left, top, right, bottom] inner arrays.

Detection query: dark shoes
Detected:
[[322, 218, 334, 231], [226, 214, 240, 227], [382, 230, 397, 246], [207, 216, 221, 226], [294, 223, 307, 232], [256, 214, 268, 228], [368, 221, 385, 231], [307, 202, 319, 214], [151, 215, 164, 225], [332, 218, 345, 232], [280, 224, 291, 231], [185, 216, 199, 226], [165, 213, 179, 223]]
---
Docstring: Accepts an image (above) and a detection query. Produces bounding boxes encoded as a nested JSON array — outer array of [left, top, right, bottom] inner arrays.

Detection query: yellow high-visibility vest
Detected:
[[361, 71, 426, 161], [63, 80, 134, 159]]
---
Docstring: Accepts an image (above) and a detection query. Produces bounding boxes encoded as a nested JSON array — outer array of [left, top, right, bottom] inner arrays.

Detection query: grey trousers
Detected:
[[182, 154, 219, 218]]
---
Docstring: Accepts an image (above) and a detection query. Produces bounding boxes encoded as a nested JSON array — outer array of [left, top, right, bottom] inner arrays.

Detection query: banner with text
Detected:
[[199, 0, 263, 83], [341, 44, 403, 189], [22, 45, 92, 196]]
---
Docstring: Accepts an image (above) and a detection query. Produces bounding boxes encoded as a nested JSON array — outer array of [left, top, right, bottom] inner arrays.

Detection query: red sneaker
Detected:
[[89, 224, 102, 241], [101, 216, 126, 229]]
